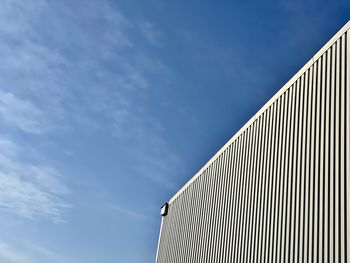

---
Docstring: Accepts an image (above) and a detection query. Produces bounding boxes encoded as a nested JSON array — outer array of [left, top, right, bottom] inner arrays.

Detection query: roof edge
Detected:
[[168, 20, 350, 204]]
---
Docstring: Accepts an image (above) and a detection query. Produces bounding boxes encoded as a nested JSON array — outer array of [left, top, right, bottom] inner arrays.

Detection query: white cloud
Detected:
[[0, 136, 69, 222], [0, 0, 180, 215], [0, 0, 152, 135], [112, 108, 163, 140], [0, 241, 69, 263], [140, 21, 161, 45], [24, 242, 69, 263], [0, 242, 26, 263], [110, 204, 153, 222], [0, 1, 180, 261], [0, 137, 20, 156], [0, 91, 51, 134]]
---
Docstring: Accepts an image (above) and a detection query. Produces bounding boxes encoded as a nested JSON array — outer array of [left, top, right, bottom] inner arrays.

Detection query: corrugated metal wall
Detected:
[[156, 22, 350, 263]]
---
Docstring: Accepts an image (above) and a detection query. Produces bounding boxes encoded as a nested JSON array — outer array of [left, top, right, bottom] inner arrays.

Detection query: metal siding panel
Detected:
[[277, 92, 288, 263], [198, 167, 210, 261], [214, 151, 226, 260], [210, 154, 220, 261], [161, 202, 171, 261], [175, 189, 183, 262], [234, 132, 247, 263], [272, 96, 283, 263], [177, 189, 186, 262], [227, 144, 235, 262], [319, 53, 326, 263], [346, 29, 350, 263], [169, 203, 178, 261], [247, 120, 259, 262], [157, 215, 166, 261], [221, 144, 234, 262], [309, 62, 317, 263], [335, 38, 340, 262], [171, 191, 179, 262], [306, 66, 314, 262], [197, 174, 206, 262], [262, 104, 273, 261], [184, 178, 193, 262], [270, 100, 278, 263], [314, 57, 322, 262], [288, 86, 293, 263], [340, 33, 346, 263], [181, 185, 189, 262], [284, 82, 295, 262], [229, 139, 240, 262], [330, 42, 336, 263], [172, 192, 182, 262], [295, 74, 304, 263], [248, 122, 258, 261], [256, 112, 268, 263], [289, 79, 300, 262], [216, 149, 227, 262], [156, 24, 350, 263], [281, 88, 292, 263], [231, 136, 243, 262], [299, 68, 312, 262], [170, 198, 180, 261], [221, 148, 232, 259], [196, 174, 206, 262], [251, 116, 263, 263], [241, 124, 254, 262], [206, 159, 219, 261], [266, 103, 275, 262], [235, 134, 244, 263], [156, 218, 164, 262], [258, 108, 271, 262], [238, 129, 250, 262], [185, 179, 193, 263], [170, 199, 179, 261], [324, 47, 330, 263], [188, 176, 199, 262]]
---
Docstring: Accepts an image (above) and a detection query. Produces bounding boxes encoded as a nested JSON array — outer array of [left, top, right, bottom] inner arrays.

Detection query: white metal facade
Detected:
[[156, 21, 350, 262]]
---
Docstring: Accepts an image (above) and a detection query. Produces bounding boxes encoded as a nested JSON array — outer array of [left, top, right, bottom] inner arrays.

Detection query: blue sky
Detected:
[[0, 0, 349, 262]]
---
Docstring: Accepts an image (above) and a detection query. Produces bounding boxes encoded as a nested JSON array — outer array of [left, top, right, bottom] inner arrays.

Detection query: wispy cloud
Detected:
[[0, 136, 69, 222], [0, 91, 51, 134], [140, 21, 162, 45], [0, 0, 180, 218], [24, 242, 69, 263], [0, 0, 157, 133], [0, 241, 69, 263], [112, 106, 164, 140], [0, 242, 26, 263], [111, 98, 183, 190], [110, 204, 154, 222]]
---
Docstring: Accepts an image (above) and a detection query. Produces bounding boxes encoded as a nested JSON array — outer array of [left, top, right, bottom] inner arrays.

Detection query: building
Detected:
[[156, 21, 350, 262]]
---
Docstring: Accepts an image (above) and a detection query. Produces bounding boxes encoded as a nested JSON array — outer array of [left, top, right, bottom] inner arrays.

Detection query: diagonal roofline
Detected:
[[168, 20, 350, 204]]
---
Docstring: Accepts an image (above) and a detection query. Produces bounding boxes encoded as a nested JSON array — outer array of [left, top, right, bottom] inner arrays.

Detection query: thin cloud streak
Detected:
[[0, 240, 70, 263], [0, 91, 51, 134], [0, 0, 180, 196], [0, 0, 188, 261], [0, 242, 26, 263], [0, 136, 69, 222], [110, 204, 154, 222]]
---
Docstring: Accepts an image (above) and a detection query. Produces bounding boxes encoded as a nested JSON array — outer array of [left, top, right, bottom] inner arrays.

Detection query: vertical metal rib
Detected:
[[156, 26, 350, 263]]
